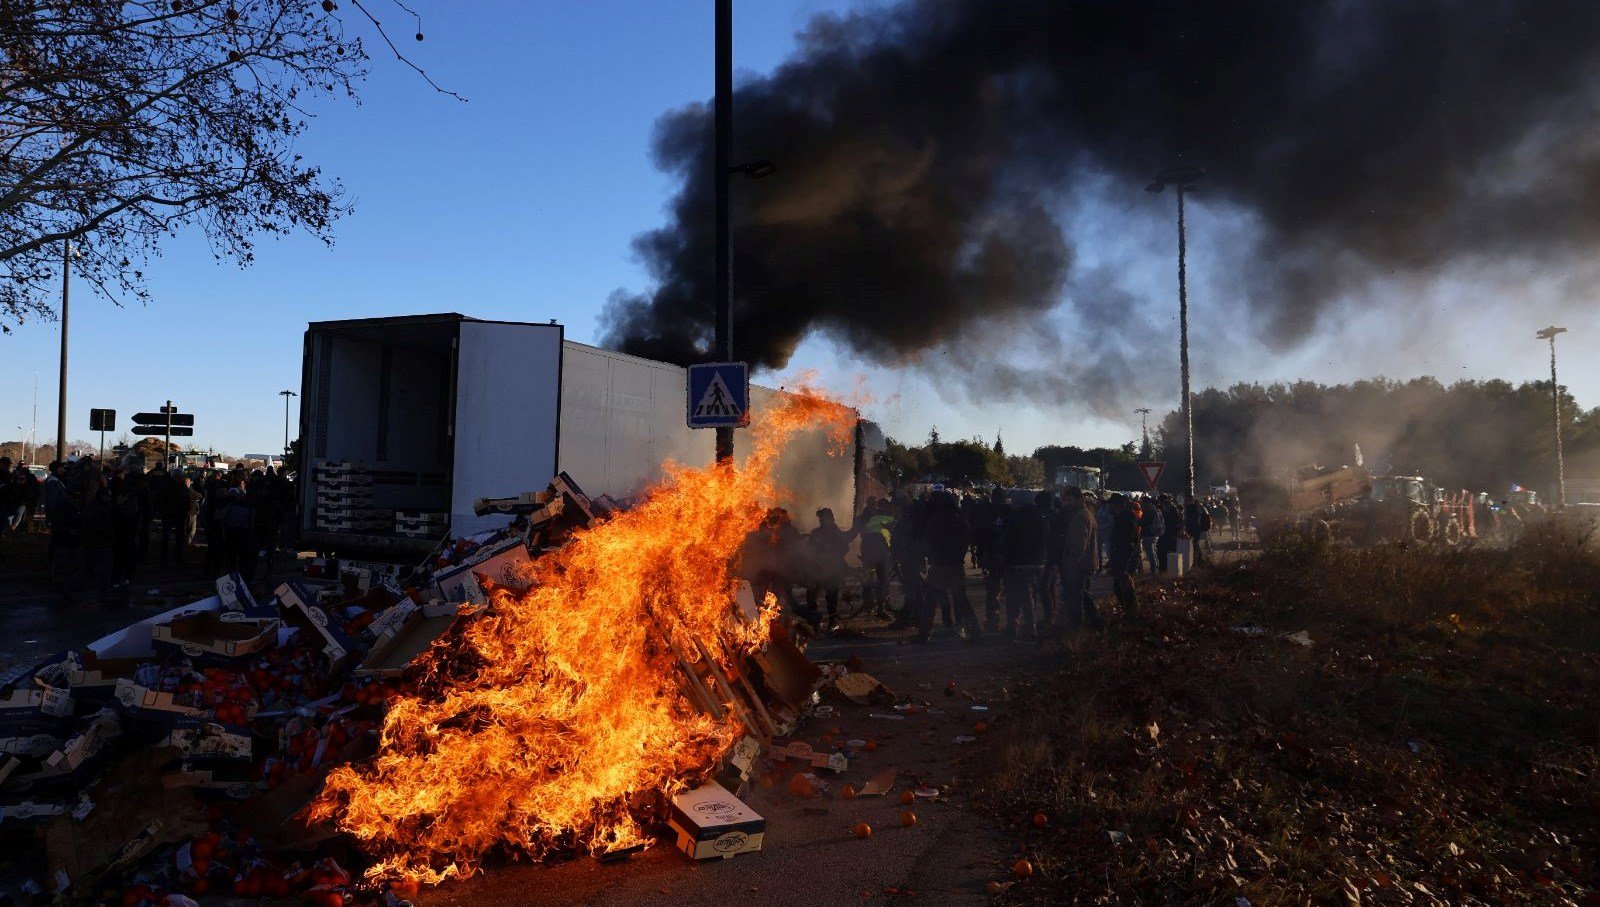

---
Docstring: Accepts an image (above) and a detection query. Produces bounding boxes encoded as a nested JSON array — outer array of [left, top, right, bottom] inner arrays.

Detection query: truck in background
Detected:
[[297, 313, 885, 558]]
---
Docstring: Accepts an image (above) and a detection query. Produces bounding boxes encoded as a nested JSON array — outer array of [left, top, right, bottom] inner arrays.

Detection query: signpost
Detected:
[[687, 363, 750, 430], [89, 408, 115, 459], [131, 402, 195, 467], [1137, 461, 1167, 493]]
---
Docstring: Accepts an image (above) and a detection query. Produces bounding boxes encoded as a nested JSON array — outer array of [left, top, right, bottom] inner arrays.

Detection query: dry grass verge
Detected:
[[979, 519, 1600, 905]]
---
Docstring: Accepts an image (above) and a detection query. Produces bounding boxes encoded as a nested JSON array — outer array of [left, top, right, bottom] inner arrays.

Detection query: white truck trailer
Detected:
[[297, 313, 884, 556]]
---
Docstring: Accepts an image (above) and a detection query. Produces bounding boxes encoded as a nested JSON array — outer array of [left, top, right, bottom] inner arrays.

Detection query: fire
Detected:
[[312, 387, 854, 884]]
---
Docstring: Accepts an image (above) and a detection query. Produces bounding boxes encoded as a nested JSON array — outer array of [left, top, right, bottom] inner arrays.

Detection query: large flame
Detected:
[[313, 388, 854, 883]]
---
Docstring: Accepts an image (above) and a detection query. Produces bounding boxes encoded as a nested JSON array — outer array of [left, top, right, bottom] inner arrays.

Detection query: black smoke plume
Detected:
[[602, 0, 1600, 406]]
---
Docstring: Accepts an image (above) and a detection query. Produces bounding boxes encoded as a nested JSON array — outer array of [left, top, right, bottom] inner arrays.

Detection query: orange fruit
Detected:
[[865, 741, 878, 752], [974, 721, 989, 734], [853, 822, 872, 838], [899, 790, 916, 805], [1032, 812, 1048, 828], [840, 784, 858, 799], [1013, 859, 1034, 879], [900, 811, 917, 827]]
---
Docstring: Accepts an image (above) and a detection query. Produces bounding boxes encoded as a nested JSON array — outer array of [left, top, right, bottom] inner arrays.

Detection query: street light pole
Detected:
[[56, 240, 69, 461], [713, 0, 734, 466], [279, 390, 297, 462], [1135, 407, 1151, 455], [1536, 325, 1567, 508], [1146, 166, 1205, 498]]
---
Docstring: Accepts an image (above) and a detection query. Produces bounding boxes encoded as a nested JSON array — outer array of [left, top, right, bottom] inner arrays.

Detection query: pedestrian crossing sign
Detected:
[[687, 362, 750, 428]]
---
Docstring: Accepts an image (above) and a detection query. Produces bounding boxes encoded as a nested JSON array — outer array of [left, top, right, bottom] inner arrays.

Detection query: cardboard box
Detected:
[[357, 601, 464, 678], [113, 679, 207, 724], [276, 581, 358, 672], [0, 800, 69, 824], [160, 722, 252, 761], [0, 731, 64, 759], [668, 780, 765, 861], [151, 610, 278, 666], [216, 573, 277, 619], [64, 649, 146, 698], [0, 685, 74, 732], [433, 537, 534, 603], [36, 708, 121, 782]]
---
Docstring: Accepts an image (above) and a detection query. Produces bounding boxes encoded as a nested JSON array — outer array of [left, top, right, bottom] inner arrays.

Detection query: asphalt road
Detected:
[[410, 610, 1064, 907]]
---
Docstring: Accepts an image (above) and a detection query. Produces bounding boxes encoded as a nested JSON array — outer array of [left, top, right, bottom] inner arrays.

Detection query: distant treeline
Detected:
[[1154, 377, 1600, 496]]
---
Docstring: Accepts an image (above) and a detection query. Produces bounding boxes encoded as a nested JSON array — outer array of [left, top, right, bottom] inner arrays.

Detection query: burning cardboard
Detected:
[[358, 600, 470, 678]]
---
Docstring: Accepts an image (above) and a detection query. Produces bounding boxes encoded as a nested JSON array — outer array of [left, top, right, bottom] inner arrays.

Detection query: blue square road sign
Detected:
[[687, 362, 749, 429]]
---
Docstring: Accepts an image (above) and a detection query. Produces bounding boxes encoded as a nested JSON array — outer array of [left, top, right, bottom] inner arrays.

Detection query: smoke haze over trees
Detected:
[[604, 0, 1600, 414], [1156, 378, 1600, 498]]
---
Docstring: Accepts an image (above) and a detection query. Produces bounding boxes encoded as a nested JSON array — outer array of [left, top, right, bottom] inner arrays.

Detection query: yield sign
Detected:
[[1137, 461, 1166, 492]]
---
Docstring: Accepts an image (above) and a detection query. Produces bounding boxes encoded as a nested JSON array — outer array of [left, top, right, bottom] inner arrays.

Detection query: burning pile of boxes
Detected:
[[0, 473, 837, 903]]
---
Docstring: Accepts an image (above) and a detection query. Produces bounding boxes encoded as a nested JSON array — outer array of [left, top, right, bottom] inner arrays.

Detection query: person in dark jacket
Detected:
[[1001, 492, 1051, 638], [1183, 494, 1209, 566], [739, 508, 804, 619], [1108, 495, 1140, 617], [891, 496, 933, 629], [81, 486, 115, 604], [159, 472, 197, 564], [218, 487, 256, 580], [975, 487, 1008, 631], [803, 507, 854, 631], [921, 492, 982, 644]]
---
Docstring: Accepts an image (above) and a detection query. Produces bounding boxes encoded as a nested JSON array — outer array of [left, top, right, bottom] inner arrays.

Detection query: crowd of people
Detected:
[[739, 485, 1244, 644], [0, 454, 296, 606]]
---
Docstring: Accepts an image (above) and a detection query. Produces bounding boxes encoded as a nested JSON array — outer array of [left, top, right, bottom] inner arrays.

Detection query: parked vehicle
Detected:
[[297, 313, 884, 558]]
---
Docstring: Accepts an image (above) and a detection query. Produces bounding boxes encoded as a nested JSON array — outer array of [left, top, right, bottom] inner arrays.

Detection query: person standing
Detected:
[[1001, 492, 1051, 638], [921, 492, 982, 644], [1108, 494, 1141, 618], [1139, 496, 1163, 575], [81, 485, 115, 605], [891, 496, 932, 629], [159, 473, 196, 564], [975, 488, 1008, 632], [1184, 494, 1209, 567], [858, 501, 894, 615], [218, 487, 256, 580], [1057, 488, 1099, 628], [803, 507, 853, 632], [1095, 494, 1114, 572]]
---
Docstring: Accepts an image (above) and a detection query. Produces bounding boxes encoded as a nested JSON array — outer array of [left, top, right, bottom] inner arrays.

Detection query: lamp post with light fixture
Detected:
[[1146, 165, 1205, 497], [1536, 325, 1567, 508]]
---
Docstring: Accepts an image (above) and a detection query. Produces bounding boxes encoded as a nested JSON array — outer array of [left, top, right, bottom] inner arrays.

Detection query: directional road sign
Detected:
[[89, 408, 115, 432], [132, 426, 193, 437], [687, 362, 750, 429], [132, 411, 194, 427], [1137, 461, 1166, 493]]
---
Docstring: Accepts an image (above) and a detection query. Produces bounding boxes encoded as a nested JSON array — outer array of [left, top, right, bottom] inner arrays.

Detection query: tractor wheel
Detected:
[[1406, 507, 1434, 544], [1441, 516, 1464, 547]]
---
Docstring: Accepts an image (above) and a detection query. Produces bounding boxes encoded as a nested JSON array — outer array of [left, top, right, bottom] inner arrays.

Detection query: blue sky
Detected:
[[2, 0, 1593, 461]]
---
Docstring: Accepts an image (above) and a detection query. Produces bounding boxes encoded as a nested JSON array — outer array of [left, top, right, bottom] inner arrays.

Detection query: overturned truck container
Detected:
[[297, 313, 885, 558]]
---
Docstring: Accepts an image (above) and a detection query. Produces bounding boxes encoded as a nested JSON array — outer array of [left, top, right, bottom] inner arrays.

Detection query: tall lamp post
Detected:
[[279, 390, 297, 463], [711, 0, 774, 466], [1134, 407, 1152, 456], [1536, 325, 1567, 508], [56, 240, 72, 460], [1146, 165, 1205, 497]]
